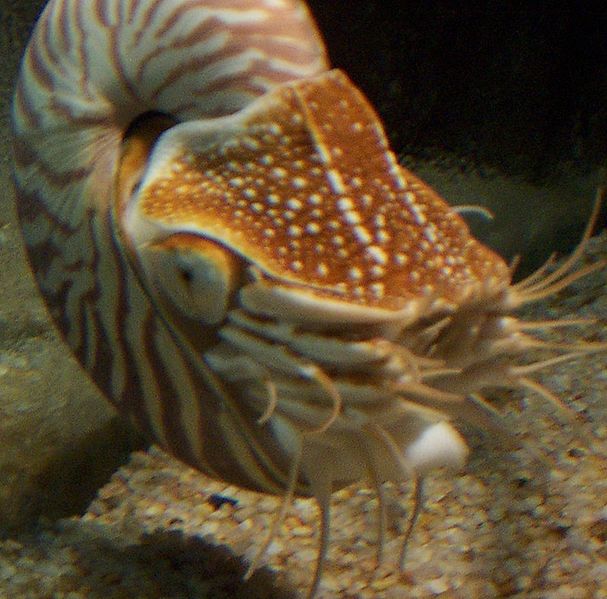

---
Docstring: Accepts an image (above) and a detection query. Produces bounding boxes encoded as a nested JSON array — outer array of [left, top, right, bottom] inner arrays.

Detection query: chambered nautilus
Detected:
[[11, 0, 606, 596]]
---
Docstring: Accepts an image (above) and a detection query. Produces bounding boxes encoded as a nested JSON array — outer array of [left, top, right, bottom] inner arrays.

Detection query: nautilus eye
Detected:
[[139, 234, 242, 325]]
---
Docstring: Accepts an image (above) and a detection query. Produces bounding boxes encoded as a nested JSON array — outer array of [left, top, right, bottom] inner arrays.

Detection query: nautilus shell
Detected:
[[11, 0, 605, 597]]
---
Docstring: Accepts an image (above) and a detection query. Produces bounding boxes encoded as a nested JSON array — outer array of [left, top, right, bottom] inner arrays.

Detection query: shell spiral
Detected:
[[12, 0, 328, 488]]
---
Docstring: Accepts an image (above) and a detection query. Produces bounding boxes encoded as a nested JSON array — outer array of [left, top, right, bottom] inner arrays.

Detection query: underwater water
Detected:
[[0, 1, 606, 598]]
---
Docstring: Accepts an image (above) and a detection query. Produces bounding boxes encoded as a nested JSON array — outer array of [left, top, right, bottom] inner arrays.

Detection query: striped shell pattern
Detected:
[[11, 0, 604, 596]]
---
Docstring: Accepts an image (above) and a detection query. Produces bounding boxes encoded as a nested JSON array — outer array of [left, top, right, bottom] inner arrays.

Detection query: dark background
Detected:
[[307, 2, 607, 183]]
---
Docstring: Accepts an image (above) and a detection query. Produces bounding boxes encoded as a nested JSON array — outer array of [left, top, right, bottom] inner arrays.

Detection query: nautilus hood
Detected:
[[123, 69, 511, 316]]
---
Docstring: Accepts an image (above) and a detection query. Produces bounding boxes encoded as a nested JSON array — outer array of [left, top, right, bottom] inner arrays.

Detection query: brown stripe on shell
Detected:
[[26, 29, 55, 91], [94, 0, 113, 28], [196, 387, 293, 493], [41, 7, 64, 77], [142, 317, 198, 465], [14, 187, 79, 238], [126, 0, 141, 24], [14, 137, 94, 189], [133, 0, 166, 45], [108, 28, 146, 105], [106, 225, 155, 429], [55, 0, 72, 55], [74, 211, 108, 372], [121, 313, 160, 442], [12, 79, 41, 130], [148, 42, 260, 101]]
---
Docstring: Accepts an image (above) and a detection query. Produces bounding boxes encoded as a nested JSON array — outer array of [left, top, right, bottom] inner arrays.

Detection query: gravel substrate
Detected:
[[0, 232, 606, 599]]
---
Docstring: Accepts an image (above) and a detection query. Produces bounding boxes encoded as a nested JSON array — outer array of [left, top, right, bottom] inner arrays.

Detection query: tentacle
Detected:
[[451, 204, 495, 220], [513, 187, 604, 301], [257, 379, 279, 425], [369, 424, 427, 573], [517, 261, 605, 302], [360, 436, 389, 570], [516, 318, 598, 330], [299, 446, 335, 599], [300, 365, 343, 434], [399, 476, 424, 572], [512, 337, 607, 353], [308, 494, 331, 599], [511, 352, 590, 376], [374, 482, 389, 572], [244, 433, 304, 579], [516, 376, 587, 435]]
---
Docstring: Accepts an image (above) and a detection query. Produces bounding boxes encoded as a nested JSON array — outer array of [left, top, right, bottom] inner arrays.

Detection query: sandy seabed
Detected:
[[0, 233, 606, 599]]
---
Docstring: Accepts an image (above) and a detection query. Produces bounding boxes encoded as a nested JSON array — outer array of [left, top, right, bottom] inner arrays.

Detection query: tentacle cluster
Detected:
[[206, 191, 605, 597]]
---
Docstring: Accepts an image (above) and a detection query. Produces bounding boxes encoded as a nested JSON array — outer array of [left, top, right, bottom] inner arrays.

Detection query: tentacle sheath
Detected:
[[12, 1, 605, 597]]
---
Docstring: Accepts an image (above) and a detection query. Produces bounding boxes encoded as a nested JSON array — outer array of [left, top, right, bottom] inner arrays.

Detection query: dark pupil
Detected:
[[180, 268, 194, 283]]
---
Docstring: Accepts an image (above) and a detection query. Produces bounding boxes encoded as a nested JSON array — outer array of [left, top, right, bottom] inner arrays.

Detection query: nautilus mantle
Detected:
[[11, 0, 605, 597]]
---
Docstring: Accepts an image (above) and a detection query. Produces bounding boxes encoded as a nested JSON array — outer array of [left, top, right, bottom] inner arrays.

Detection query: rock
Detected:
[[0, 0, 143, 533]]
